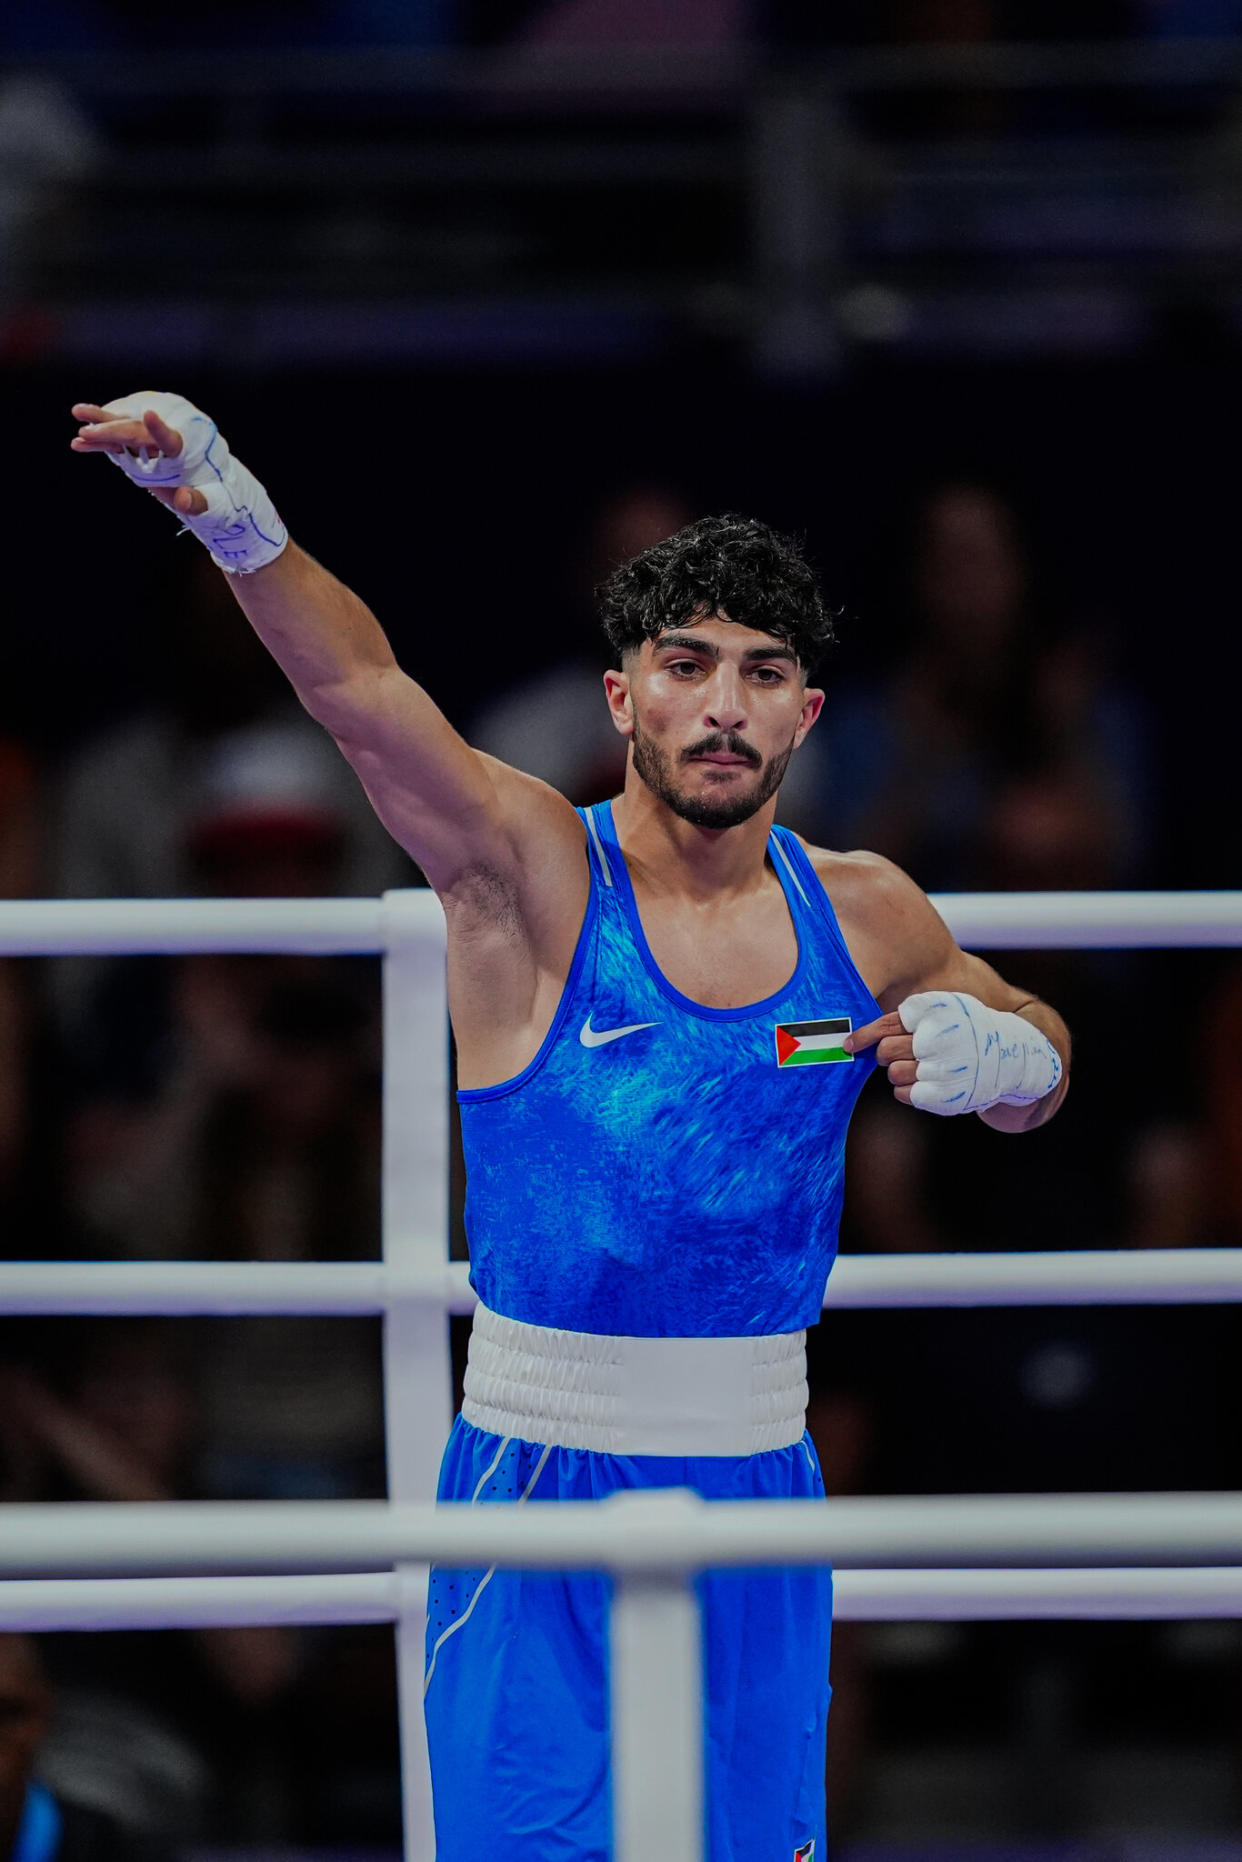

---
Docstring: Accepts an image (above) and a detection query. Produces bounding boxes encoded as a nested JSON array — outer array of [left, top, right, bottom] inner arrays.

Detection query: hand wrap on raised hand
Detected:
[[101, 390, 287, 574], [897, 990, 1063, 1116]]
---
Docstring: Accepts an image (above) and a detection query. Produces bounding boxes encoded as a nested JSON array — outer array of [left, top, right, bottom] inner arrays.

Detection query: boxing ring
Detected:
[[2, 887, 1242, 1860]]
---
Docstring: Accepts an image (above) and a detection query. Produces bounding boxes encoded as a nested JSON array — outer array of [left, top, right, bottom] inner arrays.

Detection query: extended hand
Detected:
[[69, 390, 286, 572], [845, 991, 1062, 1116], [71, 396, 209, 516]]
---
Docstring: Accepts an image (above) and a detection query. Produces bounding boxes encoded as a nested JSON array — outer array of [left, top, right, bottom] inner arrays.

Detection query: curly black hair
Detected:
[[596, 513, 835, 674]]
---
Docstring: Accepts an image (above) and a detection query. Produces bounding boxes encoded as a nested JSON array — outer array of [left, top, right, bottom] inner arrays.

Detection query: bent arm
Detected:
[[830, 850, 1070, 1132]]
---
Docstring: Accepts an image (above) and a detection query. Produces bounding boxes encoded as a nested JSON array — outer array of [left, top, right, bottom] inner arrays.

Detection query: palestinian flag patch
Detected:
[[775, 1017, 852, 1068]]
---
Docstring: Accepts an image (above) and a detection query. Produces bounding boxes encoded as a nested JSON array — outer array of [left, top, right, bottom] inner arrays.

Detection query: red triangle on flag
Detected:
[[775, 1026, 798, 1066]]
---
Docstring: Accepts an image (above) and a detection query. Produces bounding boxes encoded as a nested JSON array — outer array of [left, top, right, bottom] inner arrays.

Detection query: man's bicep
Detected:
[[326, 667, 500, 883], [853, 858, 1030, 1013], [341, 689, 584, 904]]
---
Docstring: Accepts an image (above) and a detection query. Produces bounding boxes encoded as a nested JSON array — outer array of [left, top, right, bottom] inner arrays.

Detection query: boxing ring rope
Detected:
[[14, 1565, 1242, 1633], [8, 1489, 1242, 1575], [4, 889, 1242, 955], [2, 887, 1242, 1862], [6, 1247, 1242, 1313]]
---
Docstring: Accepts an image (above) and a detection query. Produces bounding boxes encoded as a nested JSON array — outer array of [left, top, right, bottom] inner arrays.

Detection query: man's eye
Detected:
[[667, 660, 701, 676], [751, 667, 783, 683]]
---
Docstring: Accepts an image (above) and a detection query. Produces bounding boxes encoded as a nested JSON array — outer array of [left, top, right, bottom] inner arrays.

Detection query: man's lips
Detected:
[[688, 752, 755, 767]]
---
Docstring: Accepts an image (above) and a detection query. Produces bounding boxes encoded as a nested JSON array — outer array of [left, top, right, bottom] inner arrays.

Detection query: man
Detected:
[[71, 393, 1069, 1862]]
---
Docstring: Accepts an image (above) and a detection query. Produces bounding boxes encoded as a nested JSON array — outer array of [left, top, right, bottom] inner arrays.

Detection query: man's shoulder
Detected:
[[796, 841, 920, 911], [792, 841, 954, 1005]]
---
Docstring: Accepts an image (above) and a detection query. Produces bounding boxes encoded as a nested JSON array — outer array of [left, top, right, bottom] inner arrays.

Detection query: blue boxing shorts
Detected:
[[423, 1415, 832, 1862]]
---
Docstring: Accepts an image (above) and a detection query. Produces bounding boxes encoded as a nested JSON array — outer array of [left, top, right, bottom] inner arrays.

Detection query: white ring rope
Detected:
[[0, 896, 393, 956], [1, 1250, 1239, 1315], [3, 1491, 1242, 1578], [1, 890, 1242, 956], [7, 1567, 1242, 1634]]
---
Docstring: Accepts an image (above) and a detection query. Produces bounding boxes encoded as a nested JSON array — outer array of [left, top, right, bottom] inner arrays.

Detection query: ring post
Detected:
[[381, 889, 451, 1862], [609, 1492, 705, 1862], [612, 1573, 704, 1861]]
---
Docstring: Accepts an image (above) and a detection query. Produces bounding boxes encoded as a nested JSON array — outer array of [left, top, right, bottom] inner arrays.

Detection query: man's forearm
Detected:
[[222, 541, 398, 736], [977, 1000, 1070, 1133]]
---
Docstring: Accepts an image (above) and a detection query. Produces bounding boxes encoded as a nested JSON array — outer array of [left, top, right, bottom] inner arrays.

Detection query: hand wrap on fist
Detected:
[[101, 391, 287, 575], [897, 990, 1062, 1116]]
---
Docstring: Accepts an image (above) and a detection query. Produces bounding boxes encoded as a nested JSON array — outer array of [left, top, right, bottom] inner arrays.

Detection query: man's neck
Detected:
[[610, 773, 777, 902]]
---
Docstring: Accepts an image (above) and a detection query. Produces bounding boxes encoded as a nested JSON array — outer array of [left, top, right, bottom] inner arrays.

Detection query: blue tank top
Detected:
[[457, 799, 881, 1338]]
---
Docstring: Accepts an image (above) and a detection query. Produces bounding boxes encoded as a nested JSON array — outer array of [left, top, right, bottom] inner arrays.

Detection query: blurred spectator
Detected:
[[0, 1316, 399, 1842], [822, 481, 1153, 890], [813, 1074, 1238, 1839], [58, 711, 393, 1106], [54, 552, 407, 907], [1123, 1115, 1212, 1250], [62, 961, 385, 1500], [0, 1323, 315, 1841], [469, 484, 834, 834], [0, 1633, 174, 1861], [184, 722, 357, 901], [49, 695, 388, 1503], [0, 1321, 197, 1506], [53, 552, 411, 1053]]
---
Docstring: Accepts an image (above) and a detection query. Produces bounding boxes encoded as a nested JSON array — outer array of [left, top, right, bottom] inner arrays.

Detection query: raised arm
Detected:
[[69, 394, 585, 908], [825, 849, 1070, 1134]]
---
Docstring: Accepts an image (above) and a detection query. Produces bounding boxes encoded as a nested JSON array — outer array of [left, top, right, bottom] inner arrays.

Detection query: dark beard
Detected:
[[630, 718, 796, 829]]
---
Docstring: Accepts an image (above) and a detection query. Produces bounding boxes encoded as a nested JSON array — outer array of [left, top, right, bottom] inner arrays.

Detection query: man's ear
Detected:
[[603, 668, 634, 737], [795, 685, 825, 746]]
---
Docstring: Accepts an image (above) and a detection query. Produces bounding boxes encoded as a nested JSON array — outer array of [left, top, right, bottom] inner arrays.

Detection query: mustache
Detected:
[[681, 732, 762, 768]]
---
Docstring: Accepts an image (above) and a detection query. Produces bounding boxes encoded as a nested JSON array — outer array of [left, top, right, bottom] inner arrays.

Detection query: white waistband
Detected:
[[460, 1304, 808, 1457]]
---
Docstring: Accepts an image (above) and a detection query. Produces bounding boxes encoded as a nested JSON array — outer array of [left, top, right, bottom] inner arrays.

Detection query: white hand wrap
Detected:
[[101, 390, 287, 575], [897, 990, 1062, 1117]]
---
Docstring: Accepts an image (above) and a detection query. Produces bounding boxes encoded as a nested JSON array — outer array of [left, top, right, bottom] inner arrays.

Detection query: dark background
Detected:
[[4, 5, 1242, 1857]]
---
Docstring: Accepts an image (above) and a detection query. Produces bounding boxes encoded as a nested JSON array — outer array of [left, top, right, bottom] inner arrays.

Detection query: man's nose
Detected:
[[704, 667, 747, 732]]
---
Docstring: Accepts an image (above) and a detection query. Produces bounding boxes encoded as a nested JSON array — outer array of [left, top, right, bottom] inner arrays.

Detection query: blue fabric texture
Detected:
[[425, 1417, 832, 1862], [458, 801, 881, 1338]]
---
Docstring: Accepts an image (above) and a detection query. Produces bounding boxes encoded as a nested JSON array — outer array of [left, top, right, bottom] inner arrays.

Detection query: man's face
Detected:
[[605, 612, 823, 830]]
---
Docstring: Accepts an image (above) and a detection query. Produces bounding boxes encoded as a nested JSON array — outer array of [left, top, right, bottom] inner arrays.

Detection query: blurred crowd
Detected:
[[0, 458, 1238, 1855]]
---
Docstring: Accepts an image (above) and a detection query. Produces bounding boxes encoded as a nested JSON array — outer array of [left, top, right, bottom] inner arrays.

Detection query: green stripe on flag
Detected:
[[780, 1043, 850, 1066]]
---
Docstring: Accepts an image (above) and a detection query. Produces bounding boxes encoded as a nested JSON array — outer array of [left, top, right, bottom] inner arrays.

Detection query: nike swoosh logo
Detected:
[[579, 1014, 661, 1049]]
